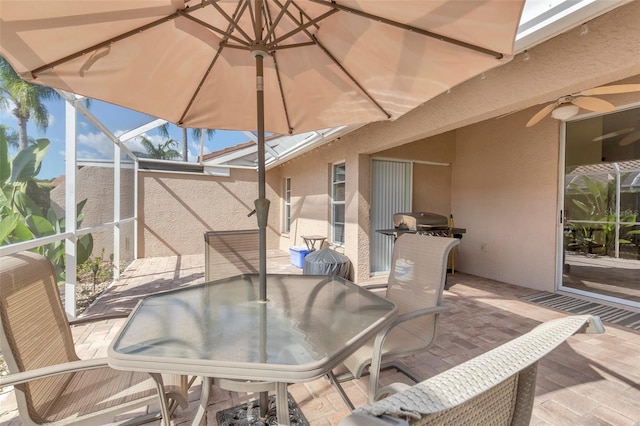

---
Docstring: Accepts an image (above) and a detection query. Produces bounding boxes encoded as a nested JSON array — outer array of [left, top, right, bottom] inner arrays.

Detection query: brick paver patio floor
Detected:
[[1, 251, 639, 425]]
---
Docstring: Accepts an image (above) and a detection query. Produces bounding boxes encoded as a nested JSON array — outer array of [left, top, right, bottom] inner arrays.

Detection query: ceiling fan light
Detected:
[[551, 104, 580, 120]]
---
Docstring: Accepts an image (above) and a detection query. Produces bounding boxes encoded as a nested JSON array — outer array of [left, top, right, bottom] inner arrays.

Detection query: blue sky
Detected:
[[0, 96, 252, 179]]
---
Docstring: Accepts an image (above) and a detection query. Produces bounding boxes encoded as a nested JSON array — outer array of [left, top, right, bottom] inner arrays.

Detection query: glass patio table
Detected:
[[108, 274, 397, 425]]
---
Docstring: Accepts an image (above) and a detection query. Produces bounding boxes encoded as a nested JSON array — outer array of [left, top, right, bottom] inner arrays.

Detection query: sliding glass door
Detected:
[[561, 106, 640, 306]]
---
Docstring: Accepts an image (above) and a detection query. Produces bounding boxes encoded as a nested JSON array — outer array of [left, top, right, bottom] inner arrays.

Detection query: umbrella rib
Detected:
[[222, 40, 317, 51], [267, 9, 338, 48], [246, 1, 259, 41], [177, 10, 250, 46], [263, 0, 292, 43], [268, 41, 316, 50], [178, 1, 247, 125], [267, 0, 390, 119], [205, 0, 254, 44], [262, 0, 338, 48], [312, 34, 391, 119], [29, 10, 189, 78], [308, 0, 504, 59], [286, 0, 322, 31], [178, 47, 224, 126], [271, 53, 293, 134]]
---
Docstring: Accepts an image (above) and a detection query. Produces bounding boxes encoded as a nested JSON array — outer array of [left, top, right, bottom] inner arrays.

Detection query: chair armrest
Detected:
[[340, 413, 409, 425], [388, 305, 449, 327], [0, 358, 107, 387], [364, 305, 449, 402], [369, 305, 450, 351], [345, 315, 604, 423], [363, 283, 388, 291]]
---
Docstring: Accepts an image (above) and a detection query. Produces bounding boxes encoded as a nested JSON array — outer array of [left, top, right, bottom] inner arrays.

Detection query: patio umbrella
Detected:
[[0, 0, 525, 302]]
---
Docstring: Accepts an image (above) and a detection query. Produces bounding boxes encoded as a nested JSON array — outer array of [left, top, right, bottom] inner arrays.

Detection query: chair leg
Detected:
[[326, 371, 356, 411], [330, 360, 420, 408], [380, 361, 421, 383], [119, 412, 164, 426]]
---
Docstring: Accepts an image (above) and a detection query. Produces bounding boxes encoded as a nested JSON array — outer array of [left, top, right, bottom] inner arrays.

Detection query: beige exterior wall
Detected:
[[50, 166, 136, 265], [138, 169, 280, 257], [452, 107, 561, 289], [274, 1, 640, 287], [375, 132, 456, 217]]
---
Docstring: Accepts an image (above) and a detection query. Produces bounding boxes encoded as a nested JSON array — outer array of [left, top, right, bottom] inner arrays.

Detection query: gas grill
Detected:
[[377, 212, 466, 239]]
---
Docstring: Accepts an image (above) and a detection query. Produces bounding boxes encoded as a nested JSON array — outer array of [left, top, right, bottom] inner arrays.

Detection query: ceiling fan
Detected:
[[525, 84, 640, 127]]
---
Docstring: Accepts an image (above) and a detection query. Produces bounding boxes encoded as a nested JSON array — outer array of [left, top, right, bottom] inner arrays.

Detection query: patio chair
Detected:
[[328, 234, 459, 408], [339, 315, 604, 425], [204, 229, 259, 281], [0, 251, 189, 426]]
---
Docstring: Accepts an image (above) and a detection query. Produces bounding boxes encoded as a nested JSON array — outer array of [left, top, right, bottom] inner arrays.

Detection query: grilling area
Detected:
[[2, 252, 638, 425], [377, 212, 466, 240]]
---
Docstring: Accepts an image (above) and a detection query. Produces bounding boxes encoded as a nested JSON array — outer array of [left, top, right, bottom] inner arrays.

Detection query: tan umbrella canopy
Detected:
[[0, 0, 525, 301]]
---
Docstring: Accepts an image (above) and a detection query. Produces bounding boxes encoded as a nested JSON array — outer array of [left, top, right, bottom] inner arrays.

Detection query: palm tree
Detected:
[[157, 123, 215, 161], [138, 135, 181, 160], [0, 57, 60, 151], [0, 125, 25, 149]]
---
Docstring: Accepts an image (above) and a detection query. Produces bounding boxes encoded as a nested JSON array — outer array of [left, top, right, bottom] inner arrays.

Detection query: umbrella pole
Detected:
[[253, 5, 271, 414], [254, 51, 269, 304]]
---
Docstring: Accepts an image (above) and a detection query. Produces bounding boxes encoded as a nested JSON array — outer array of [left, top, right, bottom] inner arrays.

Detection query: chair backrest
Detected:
[[383, 234, 459, 354], [340, 315, 604, 426], [0, 251, 80, 422], [204, 229, 259, 281]]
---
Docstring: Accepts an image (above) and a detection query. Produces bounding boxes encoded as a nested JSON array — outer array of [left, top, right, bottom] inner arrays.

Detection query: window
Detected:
[[284, 177, 291, 234], [332, 163, 346, 245]]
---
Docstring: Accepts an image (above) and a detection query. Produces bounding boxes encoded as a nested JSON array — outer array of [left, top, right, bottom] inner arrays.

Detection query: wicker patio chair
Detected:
[[328, 234, 460, 408], [0, 251, 189, 426], [339, 315, 604, 426]]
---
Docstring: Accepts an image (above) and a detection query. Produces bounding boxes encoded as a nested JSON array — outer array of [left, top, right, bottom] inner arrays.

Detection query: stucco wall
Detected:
[[274, 139, 366, 279], [452, 107, 561, 290], [375, 132, 456, 217], [275, 1, 640, 287], [138, 169, 280, 257], [49, 166, 135, 265]]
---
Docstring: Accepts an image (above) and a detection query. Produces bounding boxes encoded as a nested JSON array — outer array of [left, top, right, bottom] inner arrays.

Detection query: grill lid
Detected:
[[393, 212, 449, 230]]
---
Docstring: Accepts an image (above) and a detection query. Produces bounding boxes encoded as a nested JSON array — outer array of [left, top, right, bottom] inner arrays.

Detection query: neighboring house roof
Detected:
[[201, 125, 362, 170], [566, 160, 640, 190]]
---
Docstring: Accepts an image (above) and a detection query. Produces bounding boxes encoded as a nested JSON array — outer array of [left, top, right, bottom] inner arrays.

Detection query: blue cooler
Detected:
[[289, 246, 310, 268]]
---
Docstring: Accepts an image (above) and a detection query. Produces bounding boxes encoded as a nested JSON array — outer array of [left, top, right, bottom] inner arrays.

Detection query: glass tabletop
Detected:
[[109, 274, 396, 381]]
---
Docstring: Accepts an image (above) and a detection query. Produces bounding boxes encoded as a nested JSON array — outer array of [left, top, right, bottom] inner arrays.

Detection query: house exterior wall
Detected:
[[274, 1, 640, 287], [138, 169, 280, 257], [452, 107, 561, 289], [273, 140, 368, 279], [375, 132, 456, 217]]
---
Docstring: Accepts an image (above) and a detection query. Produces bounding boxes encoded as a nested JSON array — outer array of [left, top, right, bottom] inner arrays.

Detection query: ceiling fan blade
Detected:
[[620, 129, 640, 146], [593, 127, 636, 141], [526, 102, 557, 127], [578, 84, 640, 96], [571, 96, 615, 113]]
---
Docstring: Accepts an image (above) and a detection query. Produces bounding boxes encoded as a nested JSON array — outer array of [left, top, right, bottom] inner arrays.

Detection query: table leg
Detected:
[[148, 373, 170, 426], [192, 376, 211, 426], [275, 382, 290, 426]]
